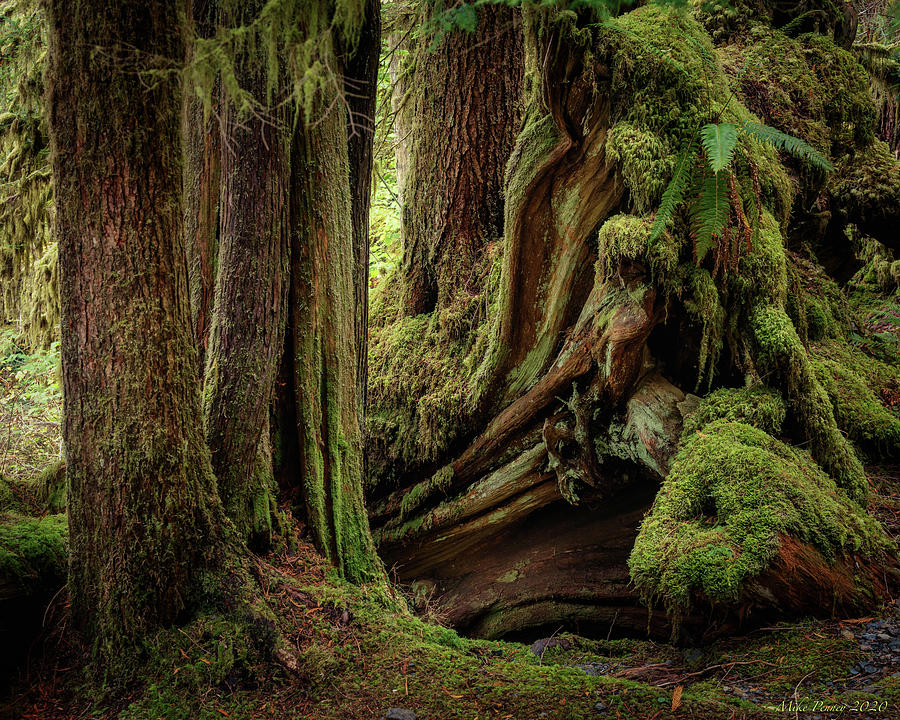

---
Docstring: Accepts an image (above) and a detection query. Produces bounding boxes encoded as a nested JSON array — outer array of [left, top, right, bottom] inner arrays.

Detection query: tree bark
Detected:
[[345, 0, 381, 424], [182, 0, 220, 376], [400, 3, 523, 316], [201, 0, 291, 548], [287, 0, 384, 584], [46, 0, 227, 657]]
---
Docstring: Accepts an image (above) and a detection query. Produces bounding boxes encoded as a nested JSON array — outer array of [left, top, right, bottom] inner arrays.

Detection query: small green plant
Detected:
[[649, 119, 832, 266]]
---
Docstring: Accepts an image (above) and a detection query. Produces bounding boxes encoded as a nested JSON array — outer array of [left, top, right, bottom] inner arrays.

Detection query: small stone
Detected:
[[683, 648, 704, 665], [384, 709, 417, 720], [889, 640, 900, 652], [851, 667, 860, 675], [593, 701, 607, 712], [878, 633, 892, 642], [862, 633, 878, 642], [864, 663, 879, 674], [841, 629, 856, 642]]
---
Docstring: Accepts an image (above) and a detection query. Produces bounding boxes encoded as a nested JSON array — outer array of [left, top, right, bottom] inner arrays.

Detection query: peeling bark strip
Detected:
[[401, 2, 523, 317], [183, 0, 220, 375], [202, 0, 290, 547], [47, 0, 226, 654]]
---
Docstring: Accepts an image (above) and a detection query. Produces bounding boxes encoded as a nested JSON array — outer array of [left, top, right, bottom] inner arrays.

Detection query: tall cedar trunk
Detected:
[[202, 0, 291, 548], [46, 0, 227, 656], [345, 0, 381, 423], [183, 0, 220, 375], [288, 1, 384, 584], [401, 3, 523, 316]]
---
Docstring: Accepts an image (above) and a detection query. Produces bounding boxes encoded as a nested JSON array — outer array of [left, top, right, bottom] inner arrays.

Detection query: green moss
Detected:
[[36, 459, 66, 513], [596, 214, 679, 282], [605, 124, 673, 214], [750, 304, 867, 503], [629, 420, 890, 624], [0, 511, 67, 596], [829, 139, 900, 231], [682, 385, 785, 438], [812, 356, 900, 459]]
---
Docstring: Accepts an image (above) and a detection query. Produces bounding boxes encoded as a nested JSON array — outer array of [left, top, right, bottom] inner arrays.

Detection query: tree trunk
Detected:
[[46, 0, 227, 658], [345, 0, 381, 424], [368, 3, 898, 640], [286, 0, 384, 584], [400, 3, 523, 316], [201, 0, 291, 549], [182, 0, 220, 376]]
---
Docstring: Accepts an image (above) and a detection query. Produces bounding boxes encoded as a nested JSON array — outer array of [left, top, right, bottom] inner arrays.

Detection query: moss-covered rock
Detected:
[[629, 420, 892, 628]]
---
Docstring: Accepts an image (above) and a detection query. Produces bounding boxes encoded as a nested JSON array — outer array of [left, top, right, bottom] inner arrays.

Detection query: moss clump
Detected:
[[595, 214, 679, 282], [629, 420, 890, 624], [829, 139, 900, 232], [812, 356, 900, 460], [0, 512, 67, 597], [750, 304, 867, 503], [605, 124, 673, 214], [682, 385, 785, 438]]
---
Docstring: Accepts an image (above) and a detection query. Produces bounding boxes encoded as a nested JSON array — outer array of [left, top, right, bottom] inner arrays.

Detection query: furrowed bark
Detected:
[[202, 0, 291, 548], [400, 2, 523, 317], [46, 0, 227, 657], [289, 4, 385, 583], [345, 0, 381, 424], [183, 0, 220, 375]]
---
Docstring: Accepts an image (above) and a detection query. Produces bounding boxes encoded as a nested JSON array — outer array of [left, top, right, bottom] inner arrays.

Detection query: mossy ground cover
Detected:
[[6, 528, 900, 720]]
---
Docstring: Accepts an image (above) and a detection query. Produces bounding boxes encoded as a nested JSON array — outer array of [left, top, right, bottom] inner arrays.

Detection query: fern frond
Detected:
[[700, 122, 739, 173], [649, 139, 697, 242], [741, 121, 833, 171], [691, 171, 730, 262]]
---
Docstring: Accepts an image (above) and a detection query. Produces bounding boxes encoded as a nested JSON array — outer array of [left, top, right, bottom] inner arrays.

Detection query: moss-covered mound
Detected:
[[0, 511, 67, 600], [681, 385, 785, 437], [629, 420, 895, 630]]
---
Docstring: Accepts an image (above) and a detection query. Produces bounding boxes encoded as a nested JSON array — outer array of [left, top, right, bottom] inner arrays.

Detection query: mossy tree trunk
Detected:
[[201, 0, 291, 549], [289, 55, 384, 583], [400, 2, 523, 317], [368, 2, 899, 640], [46, 0, 228, 658], [345, 0, 381, 423]]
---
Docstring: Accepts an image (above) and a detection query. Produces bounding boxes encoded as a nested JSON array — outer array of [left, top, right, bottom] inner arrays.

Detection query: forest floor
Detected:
[[1, 465, 898, 720], [3, 333, 900, 720]]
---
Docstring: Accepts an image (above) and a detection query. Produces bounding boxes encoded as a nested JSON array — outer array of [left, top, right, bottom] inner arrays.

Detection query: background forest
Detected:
[[1, 0, 900, 718]]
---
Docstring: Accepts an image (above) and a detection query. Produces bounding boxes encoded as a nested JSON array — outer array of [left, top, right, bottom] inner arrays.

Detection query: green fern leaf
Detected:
[[691, 172, 730, 262], [700, 122, 739, 173], [741, 121, 833, 171], [649, 140, 697, 242]]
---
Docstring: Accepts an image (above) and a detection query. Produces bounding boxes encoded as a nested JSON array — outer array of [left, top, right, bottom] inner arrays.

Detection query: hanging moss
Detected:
[[0, 5, 56, 351], [605, 124, 674, 214], [629, 420, 891, 627]]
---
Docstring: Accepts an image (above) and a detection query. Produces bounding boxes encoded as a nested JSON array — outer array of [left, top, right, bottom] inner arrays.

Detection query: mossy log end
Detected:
[[368, 3, 900, 641]]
